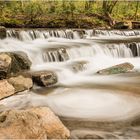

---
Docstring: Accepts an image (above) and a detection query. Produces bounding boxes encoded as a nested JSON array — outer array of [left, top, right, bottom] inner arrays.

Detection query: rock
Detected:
[[30, 107, 70, 139], [0, 54, 12, 79], [128, 43, 138, 57], [31, 71, 57, 87], [66, 60, 88, 72], [97, 62, 134, 75], [43, 48, 69, 62], [0, 108, 47, 139], [71, 130, 118, 139], [0, 52, 32, 75], [0, 107, 70, 139], [8, 75, 33, 92], [114, 21, 132, 29], [0, 80, 15, 100], [58, 48, 69, 61], [132, 21, 140, 29], [0, 26, 6, 39]]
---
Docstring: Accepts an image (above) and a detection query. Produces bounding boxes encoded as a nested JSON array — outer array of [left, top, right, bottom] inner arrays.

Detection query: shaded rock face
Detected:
[[0, 52, 31, 78], [132, 21, 140, 29], [128, 43, 138, 57], [0, 107, 70, 139], [0, 80, 15, 100], [8, 75, 33, 92], [114, 21, 132, 29], [8, 52, 32, 73], [31, 71, 57, 87], [97, 62, 134, 75], [0, 54, 12, 79], [0, 26, 6, 39]]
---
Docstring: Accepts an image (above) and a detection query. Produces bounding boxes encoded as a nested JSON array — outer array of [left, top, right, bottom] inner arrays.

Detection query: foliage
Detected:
[[0, 0, 139, 28]]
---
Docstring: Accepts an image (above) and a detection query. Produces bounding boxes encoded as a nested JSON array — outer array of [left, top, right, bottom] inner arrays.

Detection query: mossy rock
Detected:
[[97, 62, 134, 75], [0, 26, 6, 39]]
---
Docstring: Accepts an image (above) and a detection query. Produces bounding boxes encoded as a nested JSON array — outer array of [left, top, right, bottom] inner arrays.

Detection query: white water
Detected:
[[0, 29, 140, 123]]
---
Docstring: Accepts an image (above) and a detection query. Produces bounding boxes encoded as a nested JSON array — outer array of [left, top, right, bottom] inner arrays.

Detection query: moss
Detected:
[[109, 67, 127, 74]]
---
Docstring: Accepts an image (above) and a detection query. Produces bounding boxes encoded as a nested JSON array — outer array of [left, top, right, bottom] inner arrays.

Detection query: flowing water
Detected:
[[1, 29, 140, 139]]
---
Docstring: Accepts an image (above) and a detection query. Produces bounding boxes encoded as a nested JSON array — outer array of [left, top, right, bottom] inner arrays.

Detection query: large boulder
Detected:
[[0, 26, 6, 39], [8, 75, 33, 92], [31, 71, 57, 87], [30, 107, 70, 139], [97, 62, 134, 75], [0, 107, 70, 139], [0, 54, 12, 79], [0, 52, 32, 78], [0, 80, 15, 100]]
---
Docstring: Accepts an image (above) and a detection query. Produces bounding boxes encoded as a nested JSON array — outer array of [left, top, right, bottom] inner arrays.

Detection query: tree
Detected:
[[85, 0, 95, 13], [23, 1, 43, 23], [102, 0, 118, 26], [133, 1, 139, 20]]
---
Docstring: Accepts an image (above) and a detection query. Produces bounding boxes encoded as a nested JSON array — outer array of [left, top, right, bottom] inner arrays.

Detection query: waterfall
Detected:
[[94, 30, 140, 36], [7, 29, 140, 41], [7, 29, 82, 40], [1, 29, 139, 63]]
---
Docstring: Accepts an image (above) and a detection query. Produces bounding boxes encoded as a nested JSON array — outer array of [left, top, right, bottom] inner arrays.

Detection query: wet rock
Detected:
[[73, 29, 85, 38], [71, 130, 119, 139], [0, 52, 32, 75], [97, 62, 134, 75], [8, 75, 33, 92], [132, 21, 140, 29], [128, 43, 138, 57], [0, 54, 12, 79], [0, 107, 70, 139], [43, 48, 69, 62], [0, 26, 6, 39], [31, 71, 57, 87], [114, 21, 132, 29], [0, 80, 15, 100], [58, 48, 69, 61]]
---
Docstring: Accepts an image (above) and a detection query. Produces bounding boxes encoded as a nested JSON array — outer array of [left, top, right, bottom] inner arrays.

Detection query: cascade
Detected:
[[1, 29, 139, 64], [7, 29, 140, 41]]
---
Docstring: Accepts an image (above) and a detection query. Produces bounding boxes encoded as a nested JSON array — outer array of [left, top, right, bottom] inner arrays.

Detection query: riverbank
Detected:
[[0, 14, 140, 29], [0, 15, 109, 29]]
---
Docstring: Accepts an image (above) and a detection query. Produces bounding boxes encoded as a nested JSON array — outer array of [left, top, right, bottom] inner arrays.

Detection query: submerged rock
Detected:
[[0, 107, 70, 139], [0, 52, 31, 77], [97, 62, 134, 75], [8, 75, 33, 92], [0, 80, 15, 100], [0, 26, 6, 39], [66, 60, 88, 72], [31, 71, 57, 87]]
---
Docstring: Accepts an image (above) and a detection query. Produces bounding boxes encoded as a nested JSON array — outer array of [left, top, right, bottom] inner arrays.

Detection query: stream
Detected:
[[0, 29, 140, 139]]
